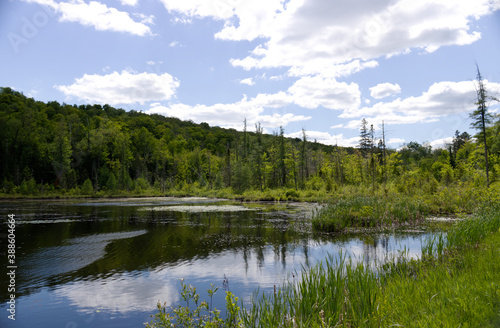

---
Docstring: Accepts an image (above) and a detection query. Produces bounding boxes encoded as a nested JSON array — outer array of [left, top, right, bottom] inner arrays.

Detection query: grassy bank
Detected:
[[147, 202, 500, 327], [241, 205, 500, 327], [3, 181, 499, 206], [311, 184, 500, 233]]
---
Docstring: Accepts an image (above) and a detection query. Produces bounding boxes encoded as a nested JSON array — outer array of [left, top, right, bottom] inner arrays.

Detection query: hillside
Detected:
[[0, 86, 498, 198]]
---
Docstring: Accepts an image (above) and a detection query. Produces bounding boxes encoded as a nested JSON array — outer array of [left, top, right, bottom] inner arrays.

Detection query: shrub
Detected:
[[81, 179, 93, 195], [106, 173, 117, 191]]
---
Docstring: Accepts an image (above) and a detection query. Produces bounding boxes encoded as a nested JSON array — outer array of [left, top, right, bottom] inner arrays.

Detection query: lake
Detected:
[[0, 197, 431, 327]]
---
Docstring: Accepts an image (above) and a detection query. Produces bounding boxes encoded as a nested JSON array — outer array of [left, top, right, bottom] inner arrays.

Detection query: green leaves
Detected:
[[146, 279, 241, 328]]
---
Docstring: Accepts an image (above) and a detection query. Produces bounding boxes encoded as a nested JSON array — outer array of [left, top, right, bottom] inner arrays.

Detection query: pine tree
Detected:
[[470, 64, 493, 187], [359, 118, 371, 158]]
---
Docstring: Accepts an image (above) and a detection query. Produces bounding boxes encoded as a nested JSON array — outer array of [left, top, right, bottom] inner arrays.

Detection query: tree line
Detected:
[[1, 68, 499, 197]]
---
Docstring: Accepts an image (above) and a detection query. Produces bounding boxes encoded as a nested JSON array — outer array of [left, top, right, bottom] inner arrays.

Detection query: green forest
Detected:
[[1, 83, 499, 201]]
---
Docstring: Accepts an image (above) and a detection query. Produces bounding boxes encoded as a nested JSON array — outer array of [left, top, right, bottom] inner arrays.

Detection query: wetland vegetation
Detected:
[[2, 67, 499, 326], [147, 201, 500, 327]]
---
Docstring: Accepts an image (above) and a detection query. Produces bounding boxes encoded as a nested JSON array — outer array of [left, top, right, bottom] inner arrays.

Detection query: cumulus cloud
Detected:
[[369, 82, 401, 99], [340, 80, 500, 126], [146, 96, 311, 130], [55, 70, 179, 105], [159, 0, 284, 41], [288, 76, 361, 110], [56, 275, 178, 313], [119, 0, 138, 6], [155, 0, 500, 134], [285, 130, 359, 147], [23, 0, 153, 36], [387, 138, 405, 145], [200, 0, 497, 78], [429, 137, 454, 149], [148, 74, 360, 129], [237, 76, 362, 112], [239, 78, 255, 86]]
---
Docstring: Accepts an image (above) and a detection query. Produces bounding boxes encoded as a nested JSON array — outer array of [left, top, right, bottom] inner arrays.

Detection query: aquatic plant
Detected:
[[147, 202, 500, 328], [146, 279, 241, 328], [139, 205, 255, 213], [311, 195, 428, 232]]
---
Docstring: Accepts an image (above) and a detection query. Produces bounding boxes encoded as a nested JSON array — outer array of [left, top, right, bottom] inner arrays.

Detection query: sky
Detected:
[[1, 0, 500, 148]]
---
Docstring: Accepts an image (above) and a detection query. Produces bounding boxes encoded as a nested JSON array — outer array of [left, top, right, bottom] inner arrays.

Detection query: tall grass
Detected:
[[243, 202, 500, 327], [147, 202, 500, 327], [312, 195, 428, 232], [240, 253, 379, 327]]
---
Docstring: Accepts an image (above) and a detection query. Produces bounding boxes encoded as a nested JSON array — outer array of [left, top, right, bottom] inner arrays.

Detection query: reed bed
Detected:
[[147, 202, 500, 327]]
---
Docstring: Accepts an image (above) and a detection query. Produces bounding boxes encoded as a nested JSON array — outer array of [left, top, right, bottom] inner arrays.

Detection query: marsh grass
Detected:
[[147, 202, 500, 328], [241, 203, 500, 327], [240, 253, 379, 327], [311, 195, 429, 232], [373, 231, 500, 327]]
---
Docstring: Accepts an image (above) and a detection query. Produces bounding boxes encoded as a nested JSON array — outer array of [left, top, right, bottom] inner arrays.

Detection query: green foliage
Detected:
[[312, 195, 428, 232], [244, 204, 500, 327], [19, 178, 37, 195], [136, 177, 150, 191], [2, 87, 500, 199], [106, 173, 117, 191], [374, 210, 500, 327], [146, 280, 241, 328]]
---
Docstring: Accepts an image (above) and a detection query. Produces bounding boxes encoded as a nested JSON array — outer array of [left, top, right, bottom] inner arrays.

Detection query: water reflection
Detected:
[[0, 198, 432, 328], [23, 230, 147, 285]]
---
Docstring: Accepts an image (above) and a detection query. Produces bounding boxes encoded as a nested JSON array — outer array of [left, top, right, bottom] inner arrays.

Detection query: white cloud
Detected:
[[55, 70, 179, 105], [286, 60, 379, 79], [239, 78, 255, 86], [387, 138, 405, 145], [57, 275, 178, 313], [27, 89, 39, 98], [369, 82, 401, 99], [146, 95, 311, 130], [151, 74, 360, 128], [285, 130, 359, 147], [429, 137, 454, 149], [287, 76, 361, 110], [340, 80, 500, 126], [159, 0, 498, 81], [269, 75, 284, 81], [23, 0, 153, 36], [330, 124, 344, 129], [159, 0, 236, 20], [119, 0, 138, 6], [223, 0, 497, 77], [160, 0, 284, 41]]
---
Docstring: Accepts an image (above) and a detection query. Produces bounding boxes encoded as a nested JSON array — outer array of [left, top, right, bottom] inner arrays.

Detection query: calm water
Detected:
[[0, 198, 431, 328]]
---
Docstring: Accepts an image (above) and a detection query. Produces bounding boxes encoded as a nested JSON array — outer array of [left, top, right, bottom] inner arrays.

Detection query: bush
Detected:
[[136, 177, 150, 190], [285, 189, 299, 199], [82, 179, 93, 195], [19, 178, 37, 195], [106, 173, 117, 191]]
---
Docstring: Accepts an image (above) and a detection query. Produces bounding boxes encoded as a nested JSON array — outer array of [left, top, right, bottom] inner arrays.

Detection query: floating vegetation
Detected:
[[15, 219, 77, 224], [425, 216, 461, 222], [139, 205, 256, 213]]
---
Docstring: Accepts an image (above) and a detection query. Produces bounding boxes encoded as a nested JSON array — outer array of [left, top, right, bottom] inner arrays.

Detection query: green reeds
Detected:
[[147, 202, 500, 328], [312, 195, 428, 232], [240, 253, 379, 327]]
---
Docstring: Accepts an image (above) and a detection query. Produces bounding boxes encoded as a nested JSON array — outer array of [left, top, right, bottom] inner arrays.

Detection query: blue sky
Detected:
[[1, 0, 500, 148]]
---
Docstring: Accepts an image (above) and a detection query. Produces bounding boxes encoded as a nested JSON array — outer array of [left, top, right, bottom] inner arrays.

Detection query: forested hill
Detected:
[[1, 86, 497, 197], [0, 87, 349, 195]]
